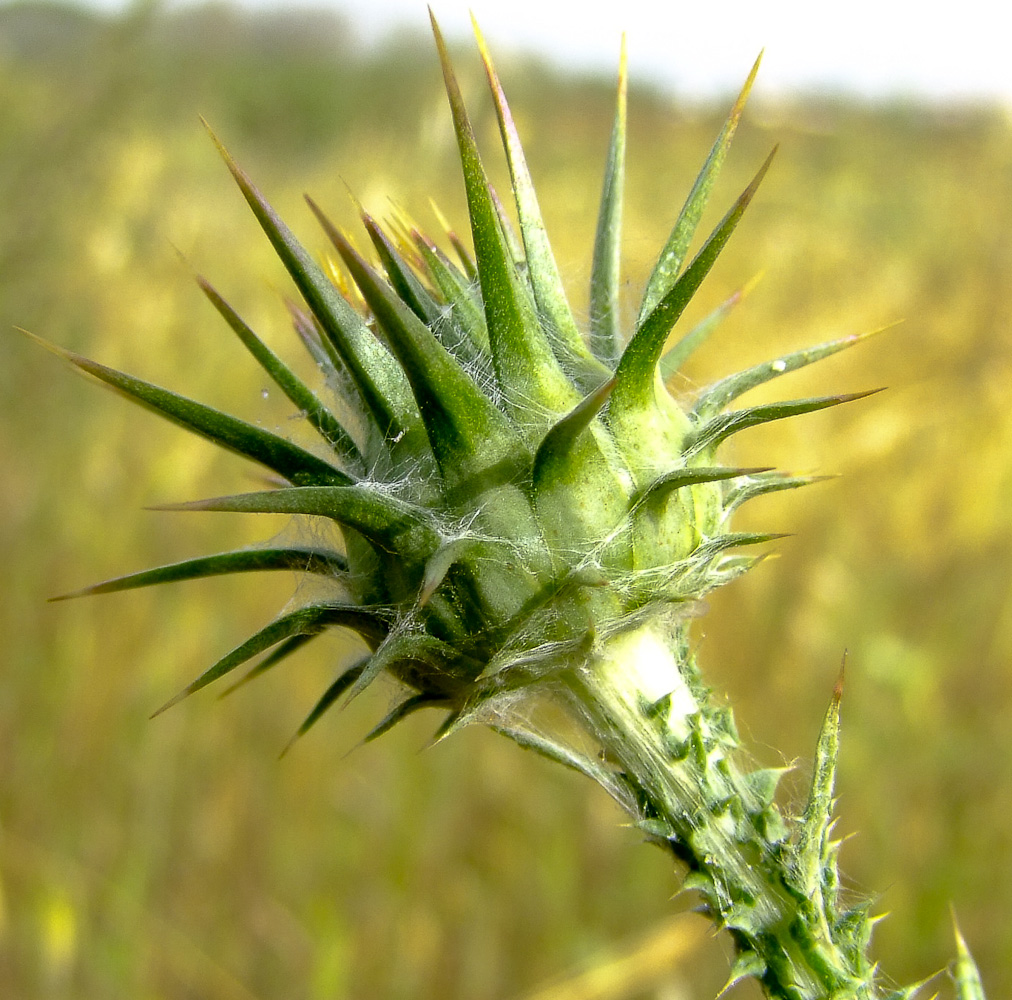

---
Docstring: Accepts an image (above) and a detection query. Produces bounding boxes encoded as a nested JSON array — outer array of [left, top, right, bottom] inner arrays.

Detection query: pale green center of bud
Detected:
[[594, 622, 698, 741]]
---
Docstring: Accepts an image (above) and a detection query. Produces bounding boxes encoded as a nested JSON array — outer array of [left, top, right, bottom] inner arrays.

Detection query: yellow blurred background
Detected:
[[2, 3, 1010, 997]]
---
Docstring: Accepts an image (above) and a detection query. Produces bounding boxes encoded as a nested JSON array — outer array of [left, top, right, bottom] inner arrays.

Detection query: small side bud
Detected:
[[791, 652, 846, 899]]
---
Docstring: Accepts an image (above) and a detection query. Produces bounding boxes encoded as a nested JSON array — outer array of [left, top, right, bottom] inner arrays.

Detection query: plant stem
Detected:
[[563, 615, 881, 1000]]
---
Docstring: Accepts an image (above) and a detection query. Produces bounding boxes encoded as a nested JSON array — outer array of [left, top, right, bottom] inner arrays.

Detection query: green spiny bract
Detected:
[[47, 13, 986, 1000]]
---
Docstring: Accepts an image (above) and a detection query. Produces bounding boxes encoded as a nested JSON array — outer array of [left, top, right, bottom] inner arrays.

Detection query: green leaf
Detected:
[[740, 766, 791, 810], [346, 629, 457, 704], [430, 706, 468, 743], [708, 553, 768, 589], [793, 661, 844, 899], [634, 465, 771, 509], [723, 471, 835, 516], [364, 692, 449, 742], [529, 378, 632, 560], [152, 485, 440, 562], [589, 35, 627, 366], [360, 212, 442, 327], [489, 182, 525, 267], [419, 536, 502, 606], [473, 18, 604, 375], [613, 148, 776, 418], [719, 949, 767, 996], [50, 546, 347, 600], [429, 12, 579, 427], [428, 199, 479, 282], [634, 817, 674, 841], [659, 274, 760, 382], [281, 657, 368, 754], [203, 121, 431, 468], [151, 603, 389, 717], [492, 725, 627, 799], [312, 204, 525, 486], [413, 232, 491, 356], [32, 333, 350, 487], [475, 623, 596, 684], [199, 276, 365, 471], [639, 52, 762, 323], [222, 634, 318, 696], [883, 977, 937, 1000], [344, 207, 492, 370], [531, 378, 616, 487], [952, 914, 987, 1000], [687, 388, 882, 456], [694, 326, 885, 419], [285, 298, 339, 376], [691, 531, 790, 562], [448, 231, 478, 282]]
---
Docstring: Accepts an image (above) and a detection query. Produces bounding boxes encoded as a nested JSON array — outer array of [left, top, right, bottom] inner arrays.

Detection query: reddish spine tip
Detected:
[[834, 650, 847, 702]]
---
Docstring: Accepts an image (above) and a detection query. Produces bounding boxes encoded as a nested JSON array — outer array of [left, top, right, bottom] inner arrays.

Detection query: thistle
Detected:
[[44, 13, 987, 1000]]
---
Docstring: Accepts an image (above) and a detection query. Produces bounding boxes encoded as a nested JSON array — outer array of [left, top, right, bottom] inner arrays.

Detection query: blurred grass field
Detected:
[[2, 3, 1010, 998]]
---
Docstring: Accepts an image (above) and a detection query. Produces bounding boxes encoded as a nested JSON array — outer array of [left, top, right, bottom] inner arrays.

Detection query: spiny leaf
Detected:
[[718, 949, 767, 997], [412, 232, 490, 356], [221, 634, 318, 696], [883, 976, 940, 1000], [531, 378, 616, 486], [589, 34, 627, 366], [281, 657, 368, 755], [427, 677, 537, 742], [640, 52, 762, 323], [430, 11, 579, 426], [346, 629, 458, 704], [740, 765, 793, 813], [473, 16, 604, 376], [635, 817, 674, 842], [680, 870, 714, 895], [286, 298, 338, 375], [383, 203, 432, 271], [691, 531, 790, 562], [489, 182, 525, 267], [430, 198, 478, 282], [834, 902, 885, 957], [310, 199, 523, 483], [363, 692, 449, 742], [360, 211, 442, 327], [635, 466, 771, 509], [198, 277, 365, 470], [203, 121, 430, 467], [475, 622, 596, 684], [430, 706, 468, 743], [50, 546, 347, 600], [613, 148, 776, 417], [687, 388, 883, 456], [708, 553, 768, 588], [794, 657, 845, 899], [151, 603, 389, 717], [952, 914, 987, 1000], [660, 273, 761, 383], [723, 471, 836, 517], [30, 332, 350, 487], [494, 725, 629, 803], [694, 326, 887, 419], [152, 486, 440, 560], [419, 536, 505, 606]]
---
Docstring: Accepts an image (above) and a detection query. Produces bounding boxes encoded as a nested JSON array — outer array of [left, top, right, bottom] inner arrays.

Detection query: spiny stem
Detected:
[[564, 620, 881, 1000]]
